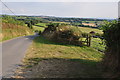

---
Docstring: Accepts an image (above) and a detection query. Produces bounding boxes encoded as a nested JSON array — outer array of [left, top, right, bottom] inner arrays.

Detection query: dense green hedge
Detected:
[[102, 20, 120, 78]]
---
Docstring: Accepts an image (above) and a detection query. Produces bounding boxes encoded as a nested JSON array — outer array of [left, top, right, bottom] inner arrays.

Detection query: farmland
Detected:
[[78, 27, 103, 34], [32, 25, 45, 32], [35, 23, 48, 28]]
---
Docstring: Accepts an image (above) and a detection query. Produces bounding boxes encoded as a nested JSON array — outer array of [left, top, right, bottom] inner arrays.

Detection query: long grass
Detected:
[[1, 23, 33, 41]]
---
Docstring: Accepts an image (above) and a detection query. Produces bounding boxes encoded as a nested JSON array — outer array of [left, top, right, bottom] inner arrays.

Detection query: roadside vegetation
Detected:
[[102, 20, 120, 78], [2, 23, 33, 41], [1, 15, 34, 41]]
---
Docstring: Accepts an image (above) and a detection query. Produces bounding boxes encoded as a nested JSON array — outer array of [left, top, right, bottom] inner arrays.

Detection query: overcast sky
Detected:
[[1, 0, 120, 2], [1, 1, 119, 19]]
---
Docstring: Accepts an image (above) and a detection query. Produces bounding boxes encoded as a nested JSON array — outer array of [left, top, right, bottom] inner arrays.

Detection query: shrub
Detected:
[[101, 20, 120, 78], [42, 24, 83, 46]]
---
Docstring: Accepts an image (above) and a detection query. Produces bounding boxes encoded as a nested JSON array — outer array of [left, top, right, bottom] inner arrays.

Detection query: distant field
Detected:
[[51, 21, 70, 24], [35, 23, 48, 28], [32, 25, 45, 32], [82, 21, 102, 23], [34, 23, 103, 34], [82, 23, 97, 27], [78, 27, 103, 34]]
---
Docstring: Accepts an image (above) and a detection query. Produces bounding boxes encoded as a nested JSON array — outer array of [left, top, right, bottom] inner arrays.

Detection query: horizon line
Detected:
[[0, 14, 118, 19]]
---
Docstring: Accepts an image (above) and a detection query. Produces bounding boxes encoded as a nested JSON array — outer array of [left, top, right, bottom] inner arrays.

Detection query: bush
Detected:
[[101, 20, 120, 78], [42, 24, 83, 46]]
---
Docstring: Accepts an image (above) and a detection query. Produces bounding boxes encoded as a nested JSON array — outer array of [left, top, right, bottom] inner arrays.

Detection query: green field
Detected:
[[91, 38, 105, 52], [32, 25, 45, 32], [78, 27, 105, 52], [78, 27, 103, 34], [35, 23, 48, 28]]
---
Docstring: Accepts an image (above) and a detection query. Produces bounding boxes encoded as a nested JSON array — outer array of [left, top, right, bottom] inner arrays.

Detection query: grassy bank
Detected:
[[14, 36, 104, 78], [1, 23, 33, 41], [26, 36, 103, 62], [79, 27, 103, 34]]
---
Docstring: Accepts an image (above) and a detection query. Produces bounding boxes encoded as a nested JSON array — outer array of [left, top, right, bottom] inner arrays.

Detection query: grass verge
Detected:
[[14, 36, 104, 78]]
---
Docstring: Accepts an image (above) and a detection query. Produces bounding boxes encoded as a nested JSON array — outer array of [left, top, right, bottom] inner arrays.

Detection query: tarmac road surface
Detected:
[[1, 35, 38, 78]]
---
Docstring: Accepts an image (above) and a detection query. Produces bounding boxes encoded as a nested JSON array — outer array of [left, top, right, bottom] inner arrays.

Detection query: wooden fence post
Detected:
[[88, 35, 91, 47], [86, 34, 91, 47]]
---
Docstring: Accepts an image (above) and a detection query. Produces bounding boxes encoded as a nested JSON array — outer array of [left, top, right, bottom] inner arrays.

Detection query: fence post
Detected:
[[86, 34, 91, 47], [88, 35, 91, 47]]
